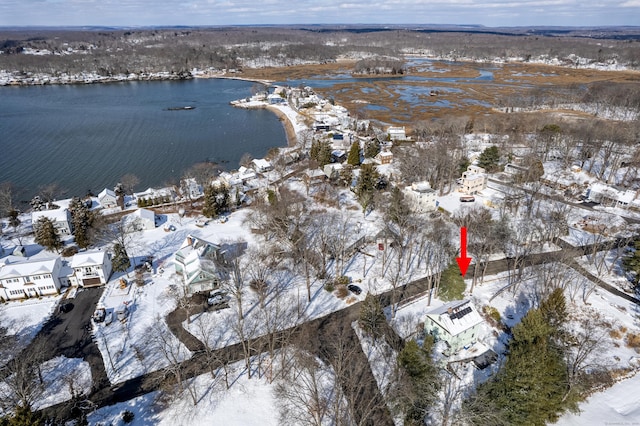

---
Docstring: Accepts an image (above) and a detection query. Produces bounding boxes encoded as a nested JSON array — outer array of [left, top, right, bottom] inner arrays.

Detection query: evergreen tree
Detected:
[[356, 163, 380, 211], [477, 145, 501, 173], [622, 238, 640, 287], [202, 184, 230, 218], [339, 164, 354, 187], [347, 141, 361, 166], [396, 338, 440, 425], [364, 139, 381, 159], [3, 404, 43, 426], [317, 141, 332, 167], [385, 187, 411, 225], [112, 243, 131, 274], [34, 216, 62, 253], [69, 196, 96, 249], [470, 296, 573, 426], [358, 293, 386, 339]]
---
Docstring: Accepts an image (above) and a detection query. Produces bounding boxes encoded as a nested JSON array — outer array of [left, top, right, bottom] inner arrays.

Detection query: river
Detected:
[[0, 78, 284, 205]]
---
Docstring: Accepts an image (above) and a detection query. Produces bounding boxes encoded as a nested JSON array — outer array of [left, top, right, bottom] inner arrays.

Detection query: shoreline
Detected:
[[265, 105, 298, 148]]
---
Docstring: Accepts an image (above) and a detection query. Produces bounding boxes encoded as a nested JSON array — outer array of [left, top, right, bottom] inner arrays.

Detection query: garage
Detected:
[[82, 277, 102, 287]]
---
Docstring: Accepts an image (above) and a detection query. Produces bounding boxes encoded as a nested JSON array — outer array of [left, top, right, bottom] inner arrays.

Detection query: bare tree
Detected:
[[120, 173, 140, 195]]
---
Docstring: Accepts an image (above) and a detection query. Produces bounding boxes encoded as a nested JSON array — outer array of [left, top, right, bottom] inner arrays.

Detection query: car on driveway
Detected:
[[59, 302, 74, 313], [347, 284, 362, 295]]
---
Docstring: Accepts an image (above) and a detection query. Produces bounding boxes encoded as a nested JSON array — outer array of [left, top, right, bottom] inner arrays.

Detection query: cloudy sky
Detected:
[[1, 0, 639, 27]]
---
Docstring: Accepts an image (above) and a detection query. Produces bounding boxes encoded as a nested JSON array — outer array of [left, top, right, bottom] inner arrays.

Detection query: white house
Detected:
[[32, 208, 73, 235], [69, 250, 113, 287], [403, 182, 438, 213], [460, 165, 487, 195], [128, 208, 156, 231], [0, 257, 63, 300], [323, 163, 344, 180], [588, 183, 637, 208], [424, 300, 484, 355], [251, 159, 273, 173], [98, 188, 118, 209], [387, 126, 407, 141]]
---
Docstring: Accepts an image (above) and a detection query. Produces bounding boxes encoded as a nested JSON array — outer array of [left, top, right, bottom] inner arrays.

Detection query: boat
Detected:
[[166, 106, 196, 111]]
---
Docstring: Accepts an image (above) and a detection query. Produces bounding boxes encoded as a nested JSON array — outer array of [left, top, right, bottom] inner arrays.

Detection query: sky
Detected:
[[0, 0, 639, 28]]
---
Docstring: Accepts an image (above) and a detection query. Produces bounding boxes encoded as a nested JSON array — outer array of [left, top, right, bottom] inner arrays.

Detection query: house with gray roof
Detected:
[[424, 300, 484, 355]]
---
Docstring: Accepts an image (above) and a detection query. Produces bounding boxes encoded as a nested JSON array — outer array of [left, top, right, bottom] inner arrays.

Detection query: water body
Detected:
[[0, 78, 285, 204]]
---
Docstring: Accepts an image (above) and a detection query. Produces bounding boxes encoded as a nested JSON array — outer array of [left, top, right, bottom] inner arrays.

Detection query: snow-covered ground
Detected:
[[87, 359, 279, 426], [0, 294, 61, 346], [556, 372, 640, 425]]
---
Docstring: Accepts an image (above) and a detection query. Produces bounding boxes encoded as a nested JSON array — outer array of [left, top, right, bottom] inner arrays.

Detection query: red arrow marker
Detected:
[[456, 227, 472, 276]]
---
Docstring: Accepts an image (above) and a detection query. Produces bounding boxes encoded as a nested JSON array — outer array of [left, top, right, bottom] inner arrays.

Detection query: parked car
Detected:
[[347, 284, 362, 295], [59, 302, 74, 314], [207, 292, 230, 307]]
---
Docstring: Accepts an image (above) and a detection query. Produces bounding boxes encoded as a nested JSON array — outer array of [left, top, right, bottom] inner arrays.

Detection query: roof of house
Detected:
[[70, 250, 108, 268], [409, 181, 435, 194], [32, 208, 70, 223], [0, 257, 60, 279], [133, 208, 155, 222], [98, 188, 116, 199], [425, 300, 484, 337], [251, 159, 272, 170]]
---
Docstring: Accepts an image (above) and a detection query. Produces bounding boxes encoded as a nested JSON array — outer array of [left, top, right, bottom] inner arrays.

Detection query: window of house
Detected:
[[84, 267, 92, 274]]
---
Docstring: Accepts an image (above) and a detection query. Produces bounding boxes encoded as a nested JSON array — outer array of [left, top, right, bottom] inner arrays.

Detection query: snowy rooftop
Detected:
[[425, 300, 484, 337], [0, 257, 59, 279], [32, 208, 69, 222], [133, 208, 155, 221], [70, 250, 108, 268]]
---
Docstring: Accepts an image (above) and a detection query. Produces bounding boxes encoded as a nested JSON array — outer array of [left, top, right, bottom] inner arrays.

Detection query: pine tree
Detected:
[[364, 139, 381, 159], [477, 145, 501, 173], [202, 184, 229, 218], [347, 141, 361, 166], [112, 243, 131, 274], [34, 216, 62, 253], [472, 298, 573, 426], [356, 163, 380, 211], [623, 238, 640, 287], [397, 338, 440, 425], [358, 293, 386, 339], [69, 196, 96, 249]]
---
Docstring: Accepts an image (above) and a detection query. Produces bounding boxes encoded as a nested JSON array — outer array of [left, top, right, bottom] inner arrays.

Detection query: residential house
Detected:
[[324, 163, 344, 180], [181, 178, 203, 200], [174, 235, 244, 295], [331, 150, 347, 163], [0, 257, 63, 300], [69, 250, 112, 287], [267, 93, 286, 104], [303, 169, 327, 187], [251, 159, 273, 173], [375, 150, 393, 165], [127, 208, 156, 231], [588, 183, 638, 208], [403, 182, 438, 213], [32, 208, 73, 235], [460, 165, 487, 195], [424, 300, 484, 355], [387, 126, 407, 141], [98, 188, 118, 209]]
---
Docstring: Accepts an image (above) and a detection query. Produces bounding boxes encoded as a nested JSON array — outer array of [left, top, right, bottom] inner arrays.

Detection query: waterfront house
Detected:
[[32, 208, 73, 235], [0, 257, 63, 300], [403, 181, 437, 213], [424, 300, 484, 355], [251, 159, 273, 173], [98, 188, 118, 209], [69, 250, 112, 287]]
